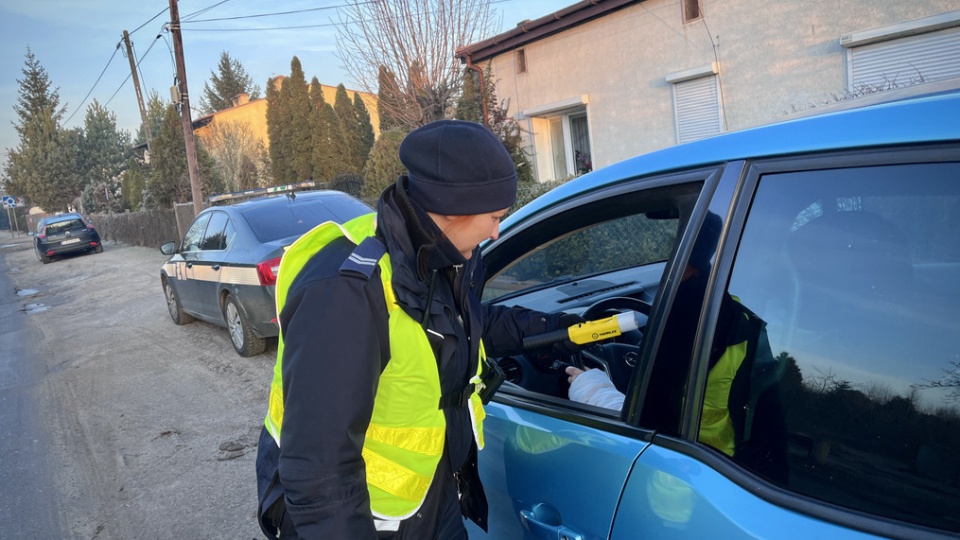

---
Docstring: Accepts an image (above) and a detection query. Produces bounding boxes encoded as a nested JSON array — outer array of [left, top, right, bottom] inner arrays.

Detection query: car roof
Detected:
[[40, 213, 85, 225], [207, 189, 357, 211], [506, 89, 960, 227]]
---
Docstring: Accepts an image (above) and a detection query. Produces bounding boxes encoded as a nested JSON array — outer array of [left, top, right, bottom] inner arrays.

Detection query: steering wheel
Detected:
[[576, 296, 652, 393]]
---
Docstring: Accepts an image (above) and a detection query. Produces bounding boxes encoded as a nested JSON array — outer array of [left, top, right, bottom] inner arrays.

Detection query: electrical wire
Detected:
[[181, 2, 371, 24], [105, 34, 162, 108], [63, 45, 122, 126], [182, 0, 234, 21], [130, 6, 169, 35]]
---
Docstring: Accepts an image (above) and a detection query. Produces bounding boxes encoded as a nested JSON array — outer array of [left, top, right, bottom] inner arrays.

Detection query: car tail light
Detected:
[[38, 228, 47, 240], [256, 257, 282, 286]]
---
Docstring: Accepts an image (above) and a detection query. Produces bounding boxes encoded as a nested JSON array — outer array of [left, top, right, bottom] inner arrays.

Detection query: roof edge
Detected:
[[457, 0, 642, 63]]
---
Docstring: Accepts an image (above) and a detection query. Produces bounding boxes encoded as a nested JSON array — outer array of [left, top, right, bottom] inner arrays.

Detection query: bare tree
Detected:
[[336, 0, 497, 130], [198, 119, 268, 192]]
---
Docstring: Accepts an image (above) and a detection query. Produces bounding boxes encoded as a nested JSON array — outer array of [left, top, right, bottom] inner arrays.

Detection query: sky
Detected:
[[0, 0, 574, 169]]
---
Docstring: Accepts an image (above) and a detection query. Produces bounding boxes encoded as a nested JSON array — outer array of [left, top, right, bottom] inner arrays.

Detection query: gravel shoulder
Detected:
[[1, 237, 276, 540]]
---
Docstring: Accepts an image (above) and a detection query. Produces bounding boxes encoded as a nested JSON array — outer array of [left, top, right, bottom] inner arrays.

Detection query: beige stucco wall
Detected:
[[486, 0, 958, 181]]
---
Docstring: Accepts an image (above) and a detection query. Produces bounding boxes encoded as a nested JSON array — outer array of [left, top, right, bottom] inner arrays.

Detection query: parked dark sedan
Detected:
[[160, 187, 371, 356], [33, 212, 103, 264]]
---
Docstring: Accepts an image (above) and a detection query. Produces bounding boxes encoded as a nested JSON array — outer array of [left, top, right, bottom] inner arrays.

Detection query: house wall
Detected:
[[484, 0, 958, 181], [193, 83, 380, 150]]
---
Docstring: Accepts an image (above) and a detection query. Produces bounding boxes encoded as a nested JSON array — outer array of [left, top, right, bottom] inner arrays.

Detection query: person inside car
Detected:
[[256, 119, 581, 539], [566, 213, 789, 484]]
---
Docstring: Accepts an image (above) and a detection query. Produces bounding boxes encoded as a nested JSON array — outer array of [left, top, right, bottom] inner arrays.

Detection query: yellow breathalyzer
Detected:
[[522, 311, 641, 350]]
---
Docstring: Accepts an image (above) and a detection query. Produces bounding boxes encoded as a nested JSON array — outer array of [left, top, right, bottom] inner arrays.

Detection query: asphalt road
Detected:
[[0, 237, 62, 539], [0, 235, 277, 539]]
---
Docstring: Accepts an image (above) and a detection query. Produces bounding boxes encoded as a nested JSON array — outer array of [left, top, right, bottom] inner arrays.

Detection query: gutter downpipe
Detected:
[[463, 53, 489, 127]]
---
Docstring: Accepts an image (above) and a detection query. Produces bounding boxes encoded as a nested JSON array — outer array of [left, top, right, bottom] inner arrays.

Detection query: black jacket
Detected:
[[257, 179, 563, 539]]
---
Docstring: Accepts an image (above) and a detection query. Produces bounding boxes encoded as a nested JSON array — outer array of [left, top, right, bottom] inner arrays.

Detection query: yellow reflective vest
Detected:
[[264, 213, 486, 520]]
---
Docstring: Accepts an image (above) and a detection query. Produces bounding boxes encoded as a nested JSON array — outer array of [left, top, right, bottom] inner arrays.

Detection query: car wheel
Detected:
[[94, 244, 104, 254], [35, 246, 51, 264], [224, 295, 266, 357], [164, 281, 195, 325]]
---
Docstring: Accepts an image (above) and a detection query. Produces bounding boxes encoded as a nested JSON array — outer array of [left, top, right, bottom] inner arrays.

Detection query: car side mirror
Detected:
[[160, 241, 178, 255]]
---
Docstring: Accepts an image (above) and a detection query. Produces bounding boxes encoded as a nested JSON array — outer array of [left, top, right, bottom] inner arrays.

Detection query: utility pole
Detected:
[[168, 0, 204, 216], [121, 30, 152, 152]]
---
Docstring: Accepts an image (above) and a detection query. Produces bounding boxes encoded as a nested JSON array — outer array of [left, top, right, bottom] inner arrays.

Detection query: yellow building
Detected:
[[193, 79, 381, 151]]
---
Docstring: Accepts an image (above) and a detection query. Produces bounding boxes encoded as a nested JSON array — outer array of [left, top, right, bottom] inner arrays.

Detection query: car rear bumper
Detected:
[[37, 239, 101, 256]]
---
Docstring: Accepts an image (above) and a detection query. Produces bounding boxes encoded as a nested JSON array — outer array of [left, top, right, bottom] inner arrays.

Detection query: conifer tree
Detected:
[[376, 66, 404, 132], [265, 76, 288, 184], [281, 57, 314, 183], [200, 51, 262, 113], [334, 84, 363, 174], [78, 100, 131, 213], [354, 93, 375, 165], [4, 49, 81, 212]]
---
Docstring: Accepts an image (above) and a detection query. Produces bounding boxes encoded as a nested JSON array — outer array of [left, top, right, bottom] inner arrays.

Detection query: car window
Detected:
[[241, 197, 370, 244], [715, 161, 960, 533], [45, 218, 85, 234], [484, 213, 677, 302], [199, 211, 229, 251], [182, 214, 211, 252]]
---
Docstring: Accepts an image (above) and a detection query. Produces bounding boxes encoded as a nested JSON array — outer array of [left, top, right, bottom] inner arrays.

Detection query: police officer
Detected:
[[256, 120, 579, 539]]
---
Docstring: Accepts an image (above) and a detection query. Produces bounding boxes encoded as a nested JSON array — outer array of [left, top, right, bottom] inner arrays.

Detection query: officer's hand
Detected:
[[552, 313, 586, 356]]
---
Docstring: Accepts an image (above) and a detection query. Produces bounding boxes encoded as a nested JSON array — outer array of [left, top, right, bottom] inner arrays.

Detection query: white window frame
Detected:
[[523, 96, 592, 182], [667, 63, 723, 144]]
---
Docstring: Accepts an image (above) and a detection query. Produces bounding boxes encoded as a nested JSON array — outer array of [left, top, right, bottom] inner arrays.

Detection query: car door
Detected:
[[474, 171, 715, 539], [189, 210, 231, 321], [614, 149, 960, 538], [173, 213, 212, 314]]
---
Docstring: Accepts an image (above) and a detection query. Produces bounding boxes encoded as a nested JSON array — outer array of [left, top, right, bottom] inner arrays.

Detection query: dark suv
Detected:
[[473, 90, 960, 539], [33, 212, 103, 264]]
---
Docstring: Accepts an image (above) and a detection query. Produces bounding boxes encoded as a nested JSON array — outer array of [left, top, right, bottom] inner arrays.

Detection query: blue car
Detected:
[[160, 187, 371, 357], [474, 90, 960, 539]]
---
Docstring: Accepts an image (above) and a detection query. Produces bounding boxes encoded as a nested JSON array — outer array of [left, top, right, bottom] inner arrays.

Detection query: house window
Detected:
[[543, 110, 591, 180], [842, 14, 960, 94], [516, 49, 527, 74], [672, 74, 722, 143], [524, 97, 592, 182], [682, 0, 701, 23]]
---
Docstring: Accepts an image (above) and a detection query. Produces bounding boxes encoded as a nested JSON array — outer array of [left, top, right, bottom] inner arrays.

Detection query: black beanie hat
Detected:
[[399, 119, 518, 215]]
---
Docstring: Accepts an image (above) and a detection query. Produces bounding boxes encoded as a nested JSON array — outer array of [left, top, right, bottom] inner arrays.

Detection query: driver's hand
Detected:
[[566, 366, 585, 384]]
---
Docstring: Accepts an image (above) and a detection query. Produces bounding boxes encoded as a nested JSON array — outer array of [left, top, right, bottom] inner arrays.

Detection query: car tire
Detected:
[[224, 295, 265, 357], [35, 247, 51, 264], [94, 244, 103, 254], [164, 280, 195, 325]]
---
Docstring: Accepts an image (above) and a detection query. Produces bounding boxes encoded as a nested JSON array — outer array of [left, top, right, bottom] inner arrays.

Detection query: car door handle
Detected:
[[520, 503, 584, 540]]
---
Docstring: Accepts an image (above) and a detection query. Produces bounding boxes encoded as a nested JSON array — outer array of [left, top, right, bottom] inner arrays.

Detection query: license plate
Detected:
[[61, 238, 81, 245]]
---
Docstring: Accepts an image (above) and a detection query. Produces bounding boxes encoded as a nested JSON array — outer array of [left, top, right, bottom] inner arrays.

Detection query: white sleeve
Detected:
[[568, 368, 625, 410]]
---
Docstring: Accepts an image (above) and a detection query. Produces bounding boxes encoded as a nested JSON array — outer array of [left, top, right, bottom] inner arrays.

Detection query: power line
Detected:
[[182, 0, 234, 21], [63, 45, 122, 126], [181, 2, 366, 23], [105, 34, 162, 108], [130, 6, 169, 35]]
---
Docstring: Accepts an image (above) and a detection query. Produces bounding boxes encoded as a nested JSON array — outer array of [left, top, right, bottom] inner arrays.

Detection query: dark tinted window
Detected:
[[199, 212, 229, 251], [182, 214, 211, 252], [716, 161, 960, 532], [242, 196, 369, 243]]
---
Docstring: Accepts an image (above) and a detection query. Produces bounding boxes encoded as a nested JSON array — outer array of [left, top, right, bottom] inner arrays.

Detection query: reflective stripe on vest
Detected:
[[263, 212, 485, 520]]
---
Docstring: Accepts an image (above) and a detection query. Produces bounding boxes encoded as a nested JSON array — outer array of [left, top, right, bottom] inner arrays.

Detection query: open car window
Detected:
[[481, 180, 705, 407]]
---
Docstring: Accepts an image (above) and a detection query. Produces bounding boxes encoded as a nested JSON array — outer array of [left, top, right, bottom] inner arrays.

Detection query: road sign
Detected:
[[1, 195, 16, 209]]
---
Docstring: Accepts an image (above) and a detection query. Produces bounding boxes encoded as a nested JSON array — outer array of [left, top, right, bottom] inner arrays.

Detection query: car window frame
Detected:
[[684, 143, 960, 540], [481, 167, 722, 431]]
